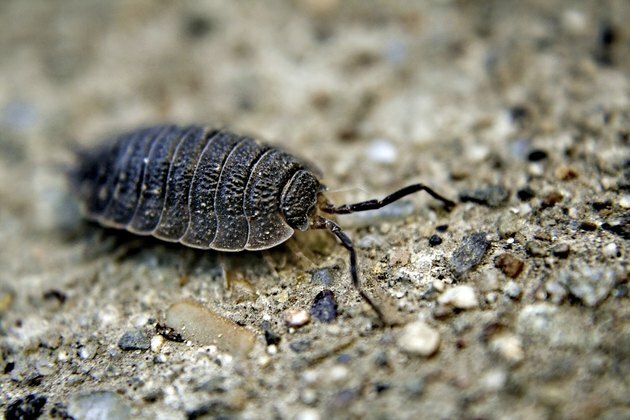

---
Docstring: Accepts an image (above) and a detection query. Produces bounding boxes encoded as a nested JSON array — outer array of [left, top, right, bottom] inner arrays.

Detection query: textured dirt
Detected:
[[0, 1, 628, 419]]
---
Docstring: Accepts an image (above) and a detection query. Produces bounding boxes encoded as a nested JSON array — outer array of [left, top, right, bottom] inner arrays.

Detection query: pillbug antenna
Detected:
[[312, 216, 385, 323], [321, 183, 456, 214]]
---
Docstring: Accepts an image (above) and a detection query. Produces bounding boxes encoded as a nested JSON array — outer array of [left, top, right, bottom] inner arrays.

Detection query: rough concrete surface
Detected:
[[0, 1, 628, 419]]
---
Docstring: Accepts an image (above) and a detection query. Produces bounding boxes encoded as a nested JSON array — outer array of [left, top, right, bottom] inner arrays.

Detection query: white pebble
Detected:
[[480, 369, 508, 391], [519, 203, 533, 215], [300, 388, 318, 405], [528, 163, 544, 177], [603, 242, 618, 257], [545, 281, 567, 304], [432, 279, 445, 292], [620, 195, 630, 209], [301, 369, 319, 384], [367, 139, 397, 164], [150, 335, 165, 353], [327, 365, 349, 382], [397, 321, 440, 356], [295, 409, 320, 420], [490, 334, 524, 363], [283, 308, 311, 328], [468, 144, 490, 162], [485, 292, 498, 304], [257, 355, 272, 368], [503, 281, 522, 299], [438, 285, 478, 309]]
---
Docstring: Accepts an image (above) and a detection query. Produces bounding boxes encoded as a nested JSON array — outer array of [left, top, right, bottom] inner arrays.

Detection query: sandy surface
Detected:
[[0, 1, 628, 419]]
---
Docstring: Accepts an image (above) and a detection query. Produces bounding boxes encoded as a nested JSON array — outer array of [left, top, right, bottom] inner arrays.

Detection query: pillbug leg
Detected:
[[321, 183, 456, 214], [312, 216, 386, 323]]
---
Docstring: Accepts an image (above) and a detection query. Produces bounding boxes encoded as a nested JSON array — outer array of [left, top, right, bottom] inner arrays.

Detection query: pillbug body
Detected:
[[72, 124, 455, 322]]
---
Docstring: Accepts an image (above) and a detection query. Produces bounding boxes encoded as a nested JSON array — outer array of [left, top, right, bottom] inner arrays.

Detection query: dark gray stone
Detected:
[[450, 232, 490, 276], [310, 289, 337, 323], [118, 330, 150, 351], [459, 185, 510, 207]]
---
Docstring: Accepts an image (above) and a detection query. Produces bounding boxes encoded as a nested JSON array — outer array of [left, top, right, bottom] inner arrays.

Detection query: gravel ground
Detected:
[[0, 1, 628, 419]]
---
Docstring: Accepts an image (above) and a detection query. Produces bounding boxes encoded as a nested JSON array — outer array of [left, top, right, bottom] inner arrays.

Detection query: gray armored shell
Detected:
[[73, 124, 322, 251]]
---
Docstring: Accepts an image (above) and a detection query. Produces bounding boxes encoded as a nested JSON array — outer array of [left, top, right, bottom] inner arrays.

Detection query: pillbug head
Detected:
[[281, 170, 321, 231]]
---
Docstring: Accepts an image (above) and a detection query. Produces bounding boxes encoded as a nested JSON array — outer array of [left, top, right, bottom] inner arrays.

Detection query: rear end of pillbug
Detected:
[[71, 124, 455, 323]]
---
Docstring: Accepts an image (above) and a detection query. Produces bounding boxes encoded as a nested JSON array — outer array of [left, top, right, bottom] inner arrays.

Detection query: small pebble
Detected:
[[432, 279, 445, 292], [480, 369, 508, 391], [262, 320, 281, 346], [503, 281, 522, 299], [258, 354, 272, 368], [438, 285, 478, 309], [601, 214, 630, 240], [534, 230, 552, 242], [404, 378, 425, 396], [541, 191, 563, 208], [613, 283, 628, 299], [557, 264, 617, 306], [327, 365, 349, 382], [330, 389, 358, 408], [300, 388, 317, 405], [528, 162, 544, 176], [311, 268, 334, 286], [545, 281, 567, 304], [373, 351, 389, 367], [289, 339, 311, 353], [78, 343, 97, 359], [526, 241, 549, 257], [275, 289, 289, 303], [527, 149, 548, 161], [166, 300, 256, 356], [118, 330, 150, 351], [490, 334, 524, 363], [150, 335, 165, 353], [459, 185, 510, 207], [432, 304, 454, 319], [450, 232, 490, 276], [485, 292, 499, 304], [619, 195, 630, 208], [296, 408, 320, 420], [428, 234, 443, 246], [367, 139, 397, 164], [517, 187, 535, 201], [497, 212, 521, 238], [579, 220, 597, 231], [397, 321, 440, 356], [551, 243, 570, 258], [602, 242, 618, 257], [283, 308, 311, 328], [555, 165, 578, 180], [494, 253, 525, 278], [310, 289, 337, 323], [5, 394, 47, 420], [67, 391, 130, 420]]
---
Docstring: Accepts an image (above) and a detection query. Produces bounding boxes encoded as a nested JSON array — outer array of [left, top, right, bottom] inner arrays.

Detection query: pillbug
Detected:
[[71, 124, 455, 322]]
